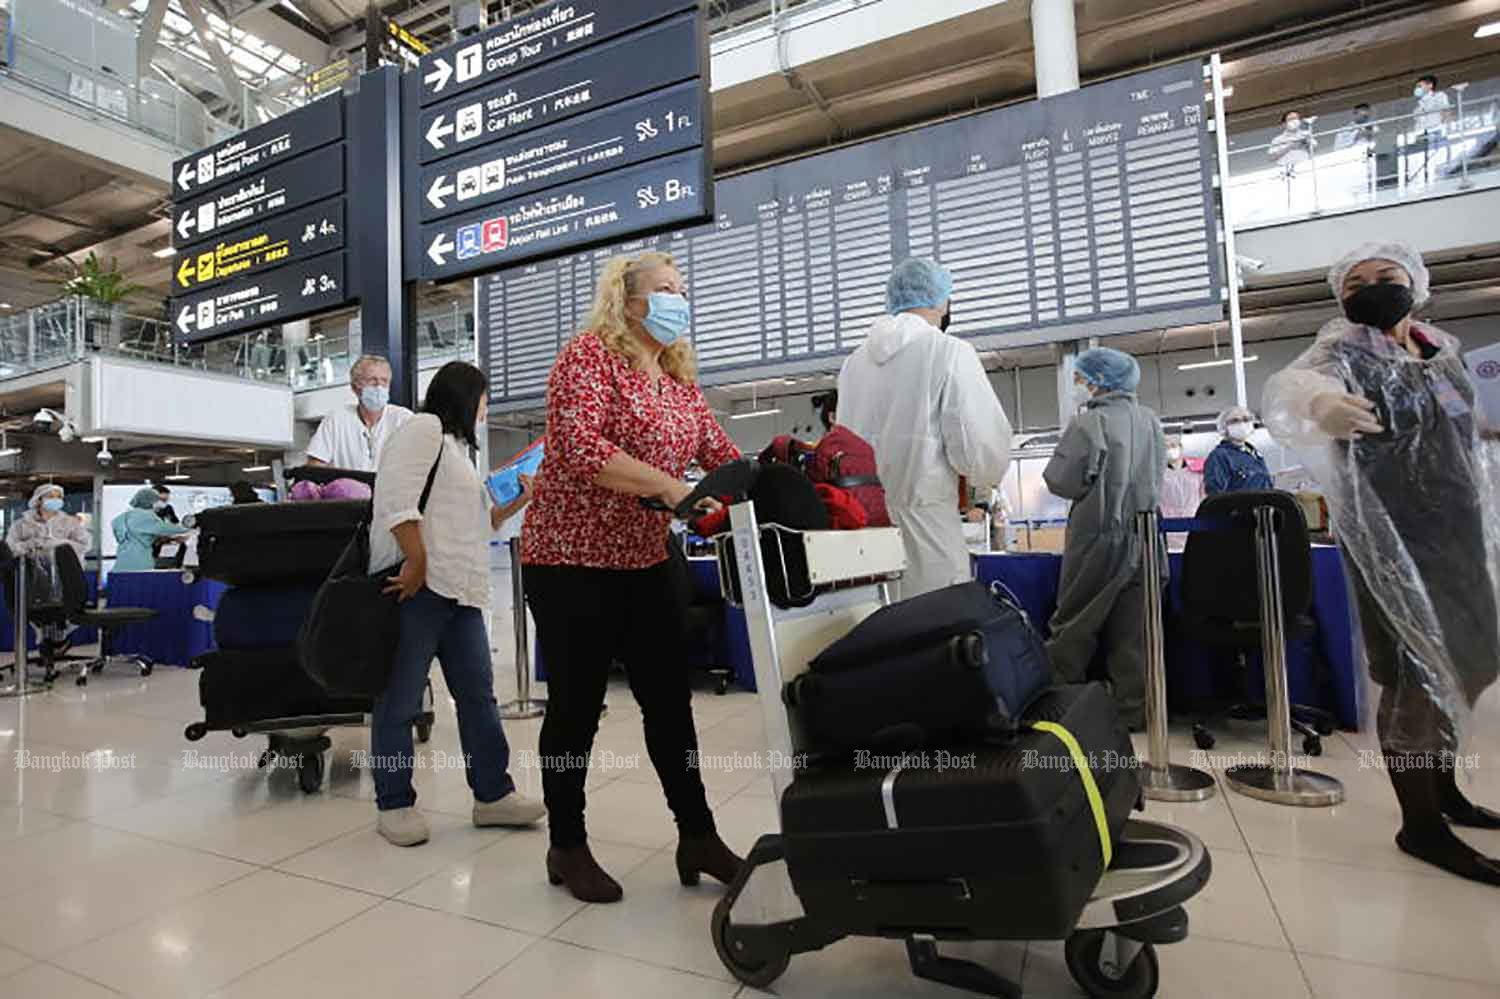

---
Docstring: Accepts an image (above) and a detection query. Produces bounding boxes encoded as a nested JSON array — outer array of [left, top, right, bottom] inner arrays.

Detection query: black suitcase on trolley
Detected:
[[195, 646, 368, 728], [195, 501, 369, 587], [785, 581, 1054, 755], [780, 683, 1139, 941]]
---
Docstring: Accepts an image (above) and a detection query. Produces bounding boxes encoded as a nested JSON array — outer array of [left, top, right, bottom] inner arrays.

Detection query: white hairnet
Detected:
[[1075, 347, 1140, 392], [1327, 241, 1430, 307], [30, 483, 61, 509], [1216, 406, 1255, 435], [886, 258, 954, 314]]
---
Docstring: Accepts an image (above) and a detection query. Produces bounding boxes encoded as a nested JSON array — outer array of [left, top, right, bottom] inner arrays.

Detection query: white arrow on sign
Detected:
[[426, 175, 456, 211], [424, 57, 453, 93], [427, 233, 455, 268], [176, 305, 195, 334], [425, 114, 454, 151], [176, 212, 196, 240], [177, 162, 196, 191]]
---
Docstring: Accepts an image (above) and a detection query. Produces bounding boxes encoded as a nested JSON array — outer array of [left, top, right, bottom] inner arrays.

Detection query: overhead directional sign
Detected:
[[173, 252, 347, 344], [418, 149, 708, 281], [419, 81, 702, 222], [416, 0, 696, 105], [173, 143, 344, 248], [416, 12, 700, 164], [173, 197, 345, 293], [171, 97, 342, 198]]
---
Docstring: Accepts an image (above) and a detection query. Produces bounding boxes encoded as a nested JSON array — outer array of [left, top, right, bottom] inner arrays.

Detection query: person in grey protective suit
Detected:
[[1043, 347, 1166, 729]]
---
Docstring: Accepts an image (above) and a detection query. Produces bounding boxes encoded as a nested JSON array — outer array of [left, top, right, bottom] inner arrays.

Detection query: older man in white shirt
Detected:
[[307, 355, 413, 472]]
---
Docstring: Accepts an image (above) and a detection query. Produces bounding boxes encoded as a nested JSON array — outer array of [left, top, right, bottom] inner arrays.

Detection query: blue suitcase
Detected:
[[213, 584, 321, 650]]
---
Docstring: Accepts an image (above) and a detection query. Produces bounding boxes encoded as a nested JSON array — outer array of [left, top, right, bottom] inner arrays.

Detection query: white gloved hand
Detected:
[[1309, 391, 1383, 439]]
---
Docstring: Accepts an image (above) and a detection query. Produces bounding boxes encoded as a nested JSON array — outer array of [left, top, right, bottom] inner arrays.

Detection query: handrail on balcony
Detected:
[[1225, 79, 1500, 228]]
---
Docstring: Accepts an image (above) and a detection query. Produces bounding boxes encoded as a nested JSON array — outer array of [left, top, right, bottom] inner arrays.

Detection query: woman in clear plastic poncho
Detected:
[[1262, 241, 1500, 886]]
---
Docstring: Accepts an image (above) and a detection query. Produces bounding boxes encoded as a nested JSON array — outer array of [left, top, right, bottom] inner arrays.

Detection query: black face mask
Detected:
[[939, 308, 952, 333], [1342, 283, 1414, 331]]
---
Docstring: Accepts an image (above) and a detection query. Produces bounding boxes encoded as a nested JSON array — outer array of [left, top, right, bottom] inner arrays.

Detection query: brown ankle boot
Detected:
[[546, 845, 623, 903], [675, 832, 743, 887]]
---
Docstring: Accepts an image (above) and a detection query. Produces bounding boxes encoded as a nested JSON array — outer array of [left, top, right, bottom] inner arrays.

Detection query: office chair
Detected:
[[53, 545, 158, 687], [1178, 490, 1336, 756], [2, 551, 97, 684]]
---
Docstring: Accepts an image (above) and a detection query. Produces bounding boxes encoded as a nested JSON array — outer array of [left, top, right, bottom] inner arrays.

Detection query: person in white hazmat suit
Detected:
[[1263, 241, 1500, 886], [837, 258, 1013, 599], [1044, 348, 1166, 730]]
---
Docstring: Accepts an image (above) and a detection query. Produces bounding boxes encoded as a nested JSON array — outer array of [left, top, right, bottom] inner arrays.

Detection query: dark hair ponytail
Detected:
[[422, 361, 487, 449]]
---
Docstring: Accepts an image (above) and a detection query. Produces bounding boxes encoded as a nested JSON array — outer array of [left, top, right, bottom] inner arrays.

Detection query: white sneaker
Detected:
[[473, 792, 546, 828], [377, 807, 430, 847]]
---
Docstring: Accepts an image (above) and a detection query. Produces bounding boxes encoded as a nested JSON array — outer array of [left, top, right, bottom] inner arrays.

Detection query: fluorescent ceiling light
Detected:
[[81, 435, 108, 443], [1476, 20, 1500, 38], [0, 448, 20, 459], [729, 408, 782, 420], [1177, 354, 1258, 371], [0, 302, 11, 309], [152, 247, 177, 258], [164, 473, 191, 481], [242, 464, 272, 472]]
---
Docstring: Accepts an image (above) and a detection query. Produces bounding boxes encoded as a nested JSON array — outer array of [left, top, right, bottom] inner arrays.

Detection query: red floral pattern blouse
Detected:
[[521, 332, 740, 570]]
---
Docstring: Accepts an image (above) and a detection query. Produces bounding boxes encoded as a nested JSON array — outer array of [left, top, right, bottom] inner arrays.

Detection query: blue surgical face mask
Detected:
[[1414, 84, 1426, 98], [640, 292, 691, 347], [41, 498, 64, 513], [360, 384, 389, 412]]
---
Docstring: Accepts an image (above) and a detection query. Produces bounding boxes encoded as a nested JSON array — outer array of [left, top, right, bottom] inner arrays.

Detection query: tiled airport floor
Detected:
[[1, 606, 1498, 998]]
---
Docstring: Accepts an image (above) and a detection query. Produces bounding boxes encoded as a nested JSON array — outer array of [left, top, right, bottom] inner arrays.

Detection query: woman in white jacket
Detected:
[[837, 258, 1013, 599]]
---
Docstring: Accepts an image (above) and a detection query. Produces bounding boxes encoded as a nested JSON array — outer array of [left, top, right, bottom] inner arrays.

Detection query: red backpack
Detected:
[[759, 426, 891, 528]]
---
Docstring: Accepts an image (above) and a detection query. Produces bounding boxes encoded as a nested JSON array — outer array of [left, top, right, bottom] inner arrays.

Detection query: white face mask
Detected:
[[1166, 447, 1183, 462], [1227, 421, 1253, 442], [1071, 381, 1093, 408]]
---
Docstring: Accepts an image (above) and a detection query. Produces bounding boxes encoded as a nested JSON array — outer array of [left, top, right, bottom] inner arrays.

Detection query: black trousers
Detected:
[[524, 558, 715, 848]]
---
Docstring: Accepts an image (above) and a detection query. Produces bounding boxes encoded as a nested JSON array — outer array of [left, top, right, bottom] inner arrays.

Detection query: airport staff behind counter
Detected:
[[307, 354, 413, 472]]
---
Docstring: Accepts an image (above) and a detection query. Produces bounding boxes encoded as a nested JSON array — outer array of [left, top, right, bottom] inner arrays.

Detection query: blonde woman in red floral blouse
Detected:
[[522, 250, 743, 903]]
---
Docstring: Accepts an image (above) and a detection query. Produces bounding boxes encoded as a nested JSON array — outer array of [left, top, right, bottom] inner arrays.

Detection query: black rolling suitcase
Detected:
[[195, 646, 369, 728], [195, 501, 368, 586], [780, 683, 1139, 941], [785, 580, 1053, 755]]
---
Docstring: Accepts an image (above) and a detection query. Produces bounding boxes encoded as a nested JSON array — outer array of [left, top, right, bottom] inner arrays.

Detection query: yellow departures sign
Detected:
[[175, 232, 292, 289]]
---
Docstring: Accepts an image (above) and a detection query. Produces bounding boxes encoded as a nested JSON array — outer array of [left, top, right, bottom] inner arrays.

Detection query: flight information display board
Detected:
[[479, 59, 1224, 410]]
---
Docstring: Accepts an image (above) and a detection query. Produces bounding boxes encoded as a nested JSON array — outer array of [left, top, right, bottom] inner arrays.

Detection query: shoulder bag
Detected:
[[298, 444, 443, 697]]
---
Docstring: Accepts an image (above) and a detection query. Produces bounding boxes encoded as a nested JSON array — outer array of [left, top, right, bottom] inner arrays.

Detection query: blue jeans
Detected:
[[371, 588, 517, 811]]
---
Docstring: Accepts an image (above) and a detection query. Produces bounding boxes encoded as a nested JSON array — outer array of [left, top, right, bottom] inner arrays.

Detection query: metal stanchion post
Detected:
[[1224, 506, 1342, 806], [498, 537, 545, 720], [1136, 512, 1216, 802], [0, 556, 45, 699]]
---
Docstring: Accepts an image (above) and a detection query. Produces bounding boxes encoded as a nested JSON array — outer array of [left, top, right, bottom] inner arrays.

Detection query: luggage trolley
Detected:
[[710, 501, 1213, 998]]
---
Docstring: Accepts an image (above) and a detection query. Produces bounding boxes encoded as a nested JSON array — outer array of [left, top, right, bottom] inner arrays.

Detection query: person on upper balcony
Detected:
[[306, 355, 413, 472], [1269, 109, 1316, 170]]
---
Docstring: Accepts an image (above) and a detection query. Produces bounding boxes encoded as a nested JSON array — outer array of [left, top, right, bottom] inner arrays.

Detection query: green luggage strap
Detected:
[[1029, 720, 1113, 869]]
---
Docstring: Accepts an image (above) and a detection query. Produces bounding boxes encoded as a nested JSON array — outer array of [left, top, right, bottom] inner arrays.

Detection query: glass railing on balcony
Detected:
[[1226, 81, 1500, 229], [0, 297, 288, 383], [0, 1, 293, 151], [294, 306, 478, 392]]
